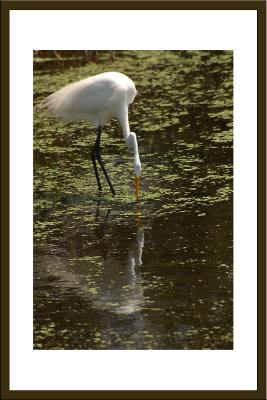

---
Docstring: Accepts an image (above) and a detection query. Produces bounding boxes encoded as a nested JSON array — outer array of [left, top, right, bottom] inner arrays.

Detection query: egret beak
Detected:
[[135, 176, 141, 202]]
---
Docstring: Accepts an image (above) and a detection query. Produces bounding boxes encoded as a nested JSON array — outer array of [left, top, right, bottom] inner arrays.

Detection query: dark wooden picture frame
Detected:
[[1, 1, 266, 399]]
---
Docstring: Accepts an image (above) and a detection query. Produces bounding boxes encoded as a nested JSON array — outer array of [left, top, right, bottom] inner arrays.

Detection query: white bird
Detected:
[[42, 71, 141, 201]]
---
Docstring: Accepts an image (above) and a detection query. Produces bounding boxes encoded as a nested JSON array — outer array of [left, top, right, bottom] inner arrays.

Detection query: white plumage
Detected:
[[44, 71, 136, 125], [42, 71, 141, 200]]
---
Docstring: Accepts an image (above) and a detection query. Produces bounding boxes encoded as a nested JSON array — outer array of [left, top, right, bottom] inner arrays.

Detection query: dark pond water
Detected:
[[33, 50, 233, 349]]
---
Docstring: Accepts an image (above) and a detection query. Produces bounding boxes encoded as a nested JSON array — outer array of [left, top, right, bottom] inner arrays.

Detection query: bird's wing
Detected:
[[43, 76, 125, 121], [70, 77, 124, 112]]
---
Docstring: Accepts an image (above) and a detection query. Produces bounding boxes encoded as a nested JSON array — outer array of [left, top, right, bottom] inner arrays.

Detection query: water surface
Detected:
[[33, 50, 233, 349]]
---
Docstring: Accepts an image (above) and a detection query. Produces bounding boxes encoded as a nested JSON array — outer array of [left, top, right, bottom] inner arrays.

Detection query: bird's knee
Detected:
[[91, 148, 96, 160], [91, 146, 101, 160], [95, 150, 102, 161]]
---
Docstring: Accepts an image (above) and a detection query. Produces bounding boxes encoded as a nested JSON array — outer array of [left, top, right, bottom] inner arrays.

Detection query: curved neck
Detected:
[[118, 106, 140, 172], [133, 136, 140, 164], [118, 105, 130, 142]]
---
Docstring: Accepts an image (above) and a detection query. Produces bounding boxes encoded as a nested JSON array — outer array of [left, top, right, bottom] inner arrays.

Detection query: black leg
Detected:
[[96, 153, 116, 196], [91, 129, 102, 192], [94, 127, 116, 196], [91, 126, 116, 196]]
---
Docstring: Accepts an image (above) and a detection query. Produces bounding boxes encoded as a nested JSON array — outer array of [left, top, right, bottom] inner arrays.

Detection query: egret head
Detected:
[[126, 132, 141, 202], [127, 131, 137, 153], [131, 132, 141, 202], [134, 161, 141, 177]]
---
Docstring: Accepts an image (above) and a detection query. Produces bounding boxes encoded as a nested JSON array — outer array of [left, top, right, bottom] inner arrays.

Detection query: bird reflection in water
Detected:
[[93, 201, 145, 315], [37, 202, 146, 316]]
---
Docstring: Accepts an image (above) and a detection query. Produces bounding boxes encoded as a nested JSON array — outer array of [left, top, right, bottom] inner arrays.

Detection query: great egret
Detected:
[[42, 71, 141, 201]]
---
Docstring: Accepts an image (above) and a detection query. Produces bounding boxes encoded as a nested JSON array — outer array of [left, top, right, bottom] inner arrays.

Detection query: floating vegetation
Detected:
[[34, 51, 233, 350]]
